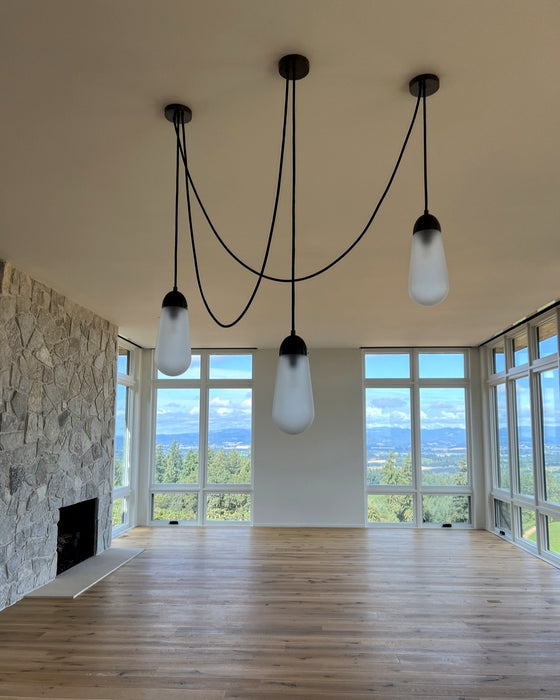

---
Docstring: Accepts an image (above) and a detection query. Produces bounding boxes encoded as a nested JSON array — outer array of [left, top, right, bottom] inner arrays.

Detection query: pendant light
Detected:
[[272, 55, 314, 434], [155, 105, 192, 376], [157, 58, 448, 427], [408, 74, 449, 306]]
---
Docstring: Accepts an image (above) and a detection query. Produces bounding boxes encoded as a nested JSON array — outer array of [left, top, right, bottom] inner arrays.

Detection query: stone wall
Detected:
[[0, 261, 117, 610]]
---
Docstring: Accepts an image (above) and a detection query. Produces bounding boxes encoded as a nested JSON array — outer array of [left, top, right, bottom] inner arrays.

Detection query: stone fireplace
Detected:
[[0, 261, 117, 610]]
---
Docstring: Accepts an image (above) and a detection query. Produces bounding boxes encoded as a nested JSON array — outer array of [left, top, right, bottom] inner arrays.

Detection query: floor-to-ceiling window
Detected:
[[150, 351, 253, 524], [113, 341, 139, 534], [364, 349, 473, 527], [485, 308, 560, 565]]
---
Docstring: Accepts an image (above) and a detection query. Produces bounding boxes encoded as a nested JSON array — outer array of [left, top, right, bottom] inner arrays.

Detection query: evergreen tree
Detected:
[[179, 449, 199, 483], [163, 439, 183, 483], [154, 444, 166, 483]]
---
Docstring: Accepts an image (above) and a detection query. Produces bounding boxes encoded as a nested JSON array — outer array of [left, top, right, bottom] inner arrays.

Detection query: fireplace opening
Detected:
[[57, 498, 98, 575]]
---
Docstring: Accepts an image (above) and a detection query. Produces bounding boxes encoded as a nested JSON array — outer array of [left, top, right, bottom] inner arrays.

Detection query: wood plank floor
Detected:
[[1, 528, 559, 699]]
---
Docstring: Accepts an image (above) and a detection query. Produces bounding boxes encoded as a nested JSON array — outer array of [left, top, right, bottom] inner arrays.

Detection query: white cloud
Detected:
[[189, 406, 200, 416], [240, 398, 252, 409], [216, 407, 233, 416], [210, 397, 231, 407]]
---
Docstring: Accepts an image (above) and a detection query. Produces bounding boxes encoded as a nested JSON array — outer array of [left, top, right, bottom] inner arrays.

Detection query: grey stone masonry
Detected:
[[0, 261, 117, 610]]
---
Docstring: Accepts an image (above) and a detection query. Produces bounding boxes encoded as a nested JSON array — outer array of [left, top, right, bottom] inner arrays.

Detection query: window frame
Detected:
[[149, 350, 254, 526], [363, 348, 474, 529], [113, 339, 140, 536], [484, 308, 560, 568]]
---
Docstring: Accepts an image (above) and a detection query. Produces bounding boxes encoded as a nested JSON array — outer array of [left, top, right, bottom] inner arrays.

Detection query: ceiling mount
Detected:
[[409, 74, 440, 97], [164, 103, 192, 124], [278, 54, 310, 80]]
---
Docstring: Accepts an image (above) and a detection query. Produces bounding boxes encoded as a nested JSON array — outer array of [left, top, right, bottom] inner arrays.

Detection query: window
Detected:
[[151, 352, 253, 524], [493, 341, 506, 374], [513, 332, 529, 367], [540, 369, 560, 505], [485, 308, 560, 566], [364, 349, 472, 527], [494, 499, 511, 533], [494, 383, 510, 490], [514, 376, 533, 497], [537, 318, 558, 359], [113, 341, 138, 534]]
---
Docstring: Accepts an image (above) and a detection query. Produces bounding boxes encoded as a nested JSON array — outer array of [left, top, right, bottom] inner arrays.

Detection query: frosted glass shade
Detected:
[[272, 343, 314, 435], [155, 292, 191, 376], [408, 223, 449, 306]]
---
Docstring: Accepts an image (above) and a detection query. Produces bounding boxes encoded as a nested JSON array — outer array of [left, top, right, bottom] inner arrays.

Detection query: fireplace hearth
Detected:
[[57, 498, 98, 575]]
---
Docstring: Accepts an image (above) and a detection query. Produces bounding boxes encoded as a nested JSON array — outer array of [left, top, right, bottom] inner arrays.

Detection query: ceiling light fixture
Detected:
[[408, 74, 449, 306], [155, 106, 192, 376], [271, 55, 314, 434], [155, 56, 444, 432]]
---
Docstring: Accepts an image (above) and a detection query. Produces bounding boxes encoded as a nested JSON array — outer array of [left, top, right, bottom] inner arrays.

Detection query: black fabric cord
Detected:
[[290, 72, 296, 335], [423, 79, 429, 214], [173, 110, 180, 290], [179, 89, 422, 284], [176, 76, 290, 328]]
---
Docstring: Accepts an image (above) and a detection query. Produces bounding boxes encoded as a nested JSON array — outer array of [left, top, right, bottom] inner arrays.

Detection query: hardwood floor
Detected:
[[1, 527, 559, 699]]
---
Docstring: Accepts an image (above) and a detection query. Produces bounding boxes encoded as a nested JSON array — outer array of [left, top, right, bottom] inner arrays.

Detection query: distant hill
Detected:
[[367, 427, 467, 453], [115, 428, 251, 458], [115, 425, 551, 459]]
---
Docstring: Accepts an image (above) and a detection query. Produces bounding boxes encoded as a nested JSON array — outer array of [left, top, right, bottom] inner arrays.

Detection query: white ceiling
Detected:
[[1, 0, 559, 349]]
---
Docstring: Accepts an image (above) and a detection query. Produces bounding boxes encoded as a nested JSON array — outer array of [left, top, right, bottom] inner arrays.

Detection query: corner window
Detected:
[[113, 340, 138, 534], [485, 308, 560, 566]]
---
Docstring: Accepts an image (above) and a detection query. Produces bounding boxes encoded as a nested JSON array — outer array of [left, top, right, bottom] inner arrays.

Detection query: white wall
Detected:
[[253, 349, 365, 526]]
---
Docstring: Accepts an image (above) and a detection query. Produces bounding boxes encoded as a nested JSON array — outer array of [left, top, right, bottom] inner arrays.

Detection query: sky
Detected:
[[365, 387, 467, 432], [116, 352, 559, 447], [156, 354, 252, 436], [364, 352, 467, 434]]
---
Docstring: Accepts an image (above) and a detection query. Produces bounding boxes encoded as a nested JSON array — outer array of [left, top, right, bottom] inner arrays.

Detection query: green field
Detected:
[[524, 519, 560, 555]]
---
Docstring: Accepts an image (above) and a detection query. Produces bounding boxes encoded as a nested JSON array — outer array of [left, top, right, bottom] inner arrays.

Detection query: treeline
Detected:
[[154, 439, 251, 485], [152, 492, 251, 522], [152, 439, 251, 521], [367, 452, 470, 523], [367, 452, 468, 487]]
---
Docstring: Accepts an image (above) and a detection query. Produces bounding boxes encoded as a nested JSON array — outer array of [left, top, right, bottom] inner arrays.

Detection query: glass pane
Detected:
[[513, 333, 529, 366], [495, 384, 510, 490], [367, 494, 413, 523], [419, 388, 468, 485], [114, 384, 129, 488], [422, 495, 470, 524], [540, 369, 560, 504], [207, 388, 251, 485], [537, 319, 558, 358], [157, 354, 201, 380], [117, 348, 130, 375], [493, 341, 506, 374], [152, 493, 198, 522], [364, 353, 410, 379], [514, 377, 533, 496], [112, 497, 127, 528], [209, 354, 252, 379], [365, 388, 412, 486], [519, 508, 536, 544], [494, 499, 511, 531], [418, 353, 465, 378], [546, 516, 560, 556], [154, 388, 200, 484], [206, 493, 251, 521]]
